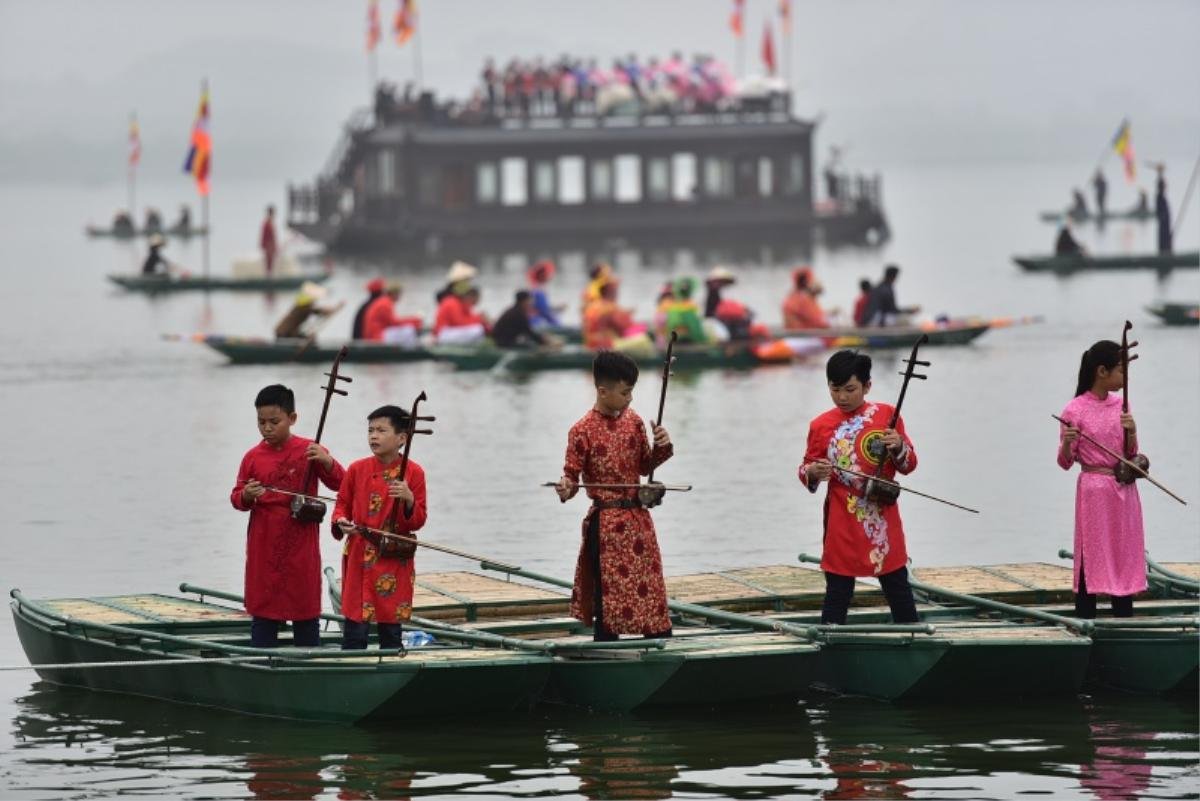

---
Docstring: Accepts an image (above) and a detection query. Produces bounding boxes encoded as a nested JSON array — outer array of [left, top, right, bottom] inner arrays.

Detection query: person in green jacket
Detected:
[[660, 276, 708, 344]]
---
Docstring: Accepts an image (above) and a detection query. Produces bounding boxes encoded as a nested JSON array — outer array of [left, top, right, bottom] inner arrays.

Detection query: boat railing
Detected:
[[319, 106, 373, 184]]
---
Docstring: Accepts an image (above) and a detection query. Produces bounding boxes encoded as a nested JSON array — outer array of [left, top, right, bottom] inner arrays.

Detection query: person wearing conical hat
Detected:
[[435, 260, 479, 303], [140, 233, 170, 276], [704, 266, 757, 340], [274, 281, 344, 339], [362, 280, 423, 344]]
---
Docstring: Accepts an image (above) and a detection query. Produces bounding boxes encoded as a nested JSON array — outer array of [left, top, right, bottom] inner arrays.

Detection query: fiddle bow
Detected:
[[290, 346, 351, 523], [1114, 321, 1151, 485], [863, 335, 928, 505]]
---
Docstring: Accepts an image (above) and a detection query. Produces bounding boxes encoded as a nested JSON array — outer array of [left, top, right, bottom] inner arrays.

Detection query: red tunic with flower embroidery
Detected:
[[331, 456, 427, 624], [799, 402, 917, 577], [563, 407, 674, 635], [230, 435, 345, 621]]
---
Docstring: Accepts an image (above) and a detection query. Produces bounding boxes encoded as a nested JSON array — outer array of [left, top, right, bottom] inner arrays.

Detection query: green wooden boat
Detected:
[[1038, 208, 1154, 224], [1146, 302, 1200, 327], [108, 272, 330, 293], [9, 588, 553, 723], [86, 224, 210, 239], [765, 321, 992, 349], [1013, 252, 1199, 274], [202, 335, 435, 365]]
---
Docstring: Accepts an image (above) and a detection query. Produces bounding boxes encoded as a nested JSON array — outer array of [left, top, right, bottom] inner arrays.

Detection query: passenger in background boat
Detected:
[[434, 260, 478, 304], [1154, 165, 1173, 254], [334, 405, 428, 650], [1132, 188, 1150, 215], [1070, 189, 1088, 220], [274, 281, 343, 339], [1057, 341, 1146, 619], [703, 266, 736, 318], [799, 350, 920, 625], [704, 266, 758, 340], [583, 278, 640, 350], [362, 280, 423, 345], [174, 204, 191, 232], [782, 267, 830, 330], [140, 234, 169, 276], [580, 262, 613, 316], [351, 278, 385, 339], [493, 291, 548, 349], [143, 207, 163, 235], [659, 277, 708, 344], [231, 384, 345, 648], [556, 351, 674, 641], [852, 279, 873, 327], [861, 265, 920, 327], [260, 206, 278, 275], [111, 209, 135, 237], [1092, 170, 1108, 218], [434, 282, 490, 344], [1055, 223, 1085, 257], [527, 260, 565, 328]]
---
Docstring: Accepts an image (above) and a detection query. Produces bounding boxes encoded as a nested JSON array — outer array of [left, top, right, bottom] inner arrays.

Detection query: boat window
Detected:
[[418, 165, 440, 207], [758, 157, 774, 197], [614, 154, 642, 203], [476, 162, 499, 204], [442, 163, 470, 210], [646, 157, 670, 202], [672, 153, 697, 202], [532, 160, 556, 204], [368, 149, 397, 196], [784, 154, 806, 196], [590, 158, 613, 202], [501, 157, 528, 206], [734, 157, 758, 198], [703, 156, 733, 198], [557, 156, 585, 205]]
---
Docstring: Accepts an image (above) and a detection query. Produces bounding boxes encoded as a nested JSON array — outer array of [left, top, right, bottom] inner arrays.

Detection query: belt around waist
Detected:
[[591, 499, 642, 510], [1081, 465, 1115, 476]]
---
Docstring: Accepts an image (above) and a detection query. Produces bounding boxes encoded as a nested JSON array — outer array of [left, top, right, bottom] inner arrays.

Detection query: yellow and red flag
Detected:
[[394, 0, 416, 46], [1111, 119, 1135, 183], [730, 0, 744, 37], [182, 83, 211, 196], [367, 0, 381, 52], [128, 113, 141, 167]]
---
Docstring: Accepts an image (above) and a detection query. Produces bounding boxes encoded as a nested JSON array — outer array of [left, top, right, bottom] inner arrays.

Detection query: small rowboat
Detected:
[[1146, 302, 1200, 327], [85, 224, 210, 239], [1013, 252, 1199, 274], [108, 272, 330, 293], [202, 335, 435, 365], [1038, 208, 1154, 224]]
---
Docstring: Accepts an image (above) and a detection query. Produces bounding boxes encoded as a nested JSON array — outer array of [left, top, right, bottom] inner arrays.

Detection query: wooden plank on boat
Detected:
[[666, 565, 881, 611], [666, 573, 775, 611], [1160, 563, 1200, 581], [37, 594, 251, 626], [412, 571, 570, 621], [728, 565, 884, 609], [911, 566, 1036, 604], [977, 563, 1075, 603]]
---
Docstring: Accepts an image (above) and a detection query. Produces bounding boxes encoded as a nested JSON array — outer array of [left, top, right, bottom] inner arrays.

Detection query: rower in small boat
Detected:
[[493, 290, 549, 349], [1155, 164, 1173, 254], [1070, 187, 1089, 219], [174, 204, 191, 231], [274, 281, 343, 339], [140, 234, 169, 276], [1092, 169, 1108, 218], [111, 209, 134, 237], [861, 264, 920, 327], [1054, 222, 1085, 257]]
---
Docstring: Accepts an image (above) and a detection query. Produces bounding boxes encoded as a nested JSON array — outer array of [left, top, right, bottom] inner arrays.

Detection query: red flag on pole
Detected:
[[730, 0, 744, 37], [762, 21, 777, 75], [367, 0, 381, 52], [394, 0, 416, 46], [128, 113, 141, 167]]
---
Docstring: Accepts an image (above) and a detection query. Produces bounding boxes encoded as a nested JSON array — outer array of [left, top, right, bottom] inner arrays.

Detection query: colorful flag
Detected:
[[762, 22, 777, 75], [779, 0, 791, 27], [367, 0, 381, 52], [730, 0, 744, 37], [1111, 119, 1135, 182], [128, 113, 141, 167], [182, 83, 211, 196], [394, 0, 416, 46]]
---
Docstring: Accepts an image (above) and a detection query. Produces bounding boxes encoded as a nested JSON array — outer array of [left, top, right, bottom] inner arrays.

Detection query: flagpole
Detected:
[[202, 194, 210, 278], [202, 78, 210, 279], [128, 112, 137, 221], [369, 48, 378, 102], [412, 8, 424, 91]]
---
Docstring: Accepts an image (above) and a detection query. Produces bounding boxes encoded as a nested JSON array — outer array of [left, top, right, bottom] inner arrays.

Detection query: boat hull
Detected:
[[204, 336, 434, 365], [642, 636, 821, 707], [1146, 303, 1200, 327], [1087, 626, 1199, 694], [1013, 252, 1199, 274], [108, 273, 330, 293]]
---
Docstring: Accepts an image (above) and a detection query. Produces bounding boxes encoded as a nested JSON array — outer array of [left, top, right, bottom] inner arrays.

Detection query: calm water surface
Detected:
[[0, 159, 1196, 798]]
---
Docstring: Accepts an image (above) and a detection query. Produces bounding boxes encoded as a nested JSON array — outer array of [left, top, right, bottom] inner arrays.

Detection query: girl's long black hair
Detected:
[[1075, 340, 1122, 396]]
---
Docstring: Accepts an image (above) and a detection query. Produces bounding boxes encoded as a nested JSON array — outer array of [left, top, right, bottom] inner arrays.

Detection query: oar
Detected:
[[796, 553, 1094, 634], [812, 461, 980, 514], [1052, 414, 1188, 505], [474, 561, 935, 641], [539, 482, 693, 492]]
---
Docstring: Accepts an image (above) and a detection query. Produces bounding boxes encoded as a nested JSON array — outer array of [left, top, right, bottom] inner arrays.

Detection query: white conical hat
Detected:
[[445, 260, 478, 283]]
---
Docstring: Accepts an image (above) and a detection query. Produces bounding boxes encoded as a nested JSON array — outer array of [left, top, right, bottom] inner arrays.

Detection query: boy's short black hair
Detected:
[[826, 350, 872, 386], [593, 350, 639, 387], [255, 384, 295, 413], [368, 404, 411, 433], [515, 289, 532, 303]]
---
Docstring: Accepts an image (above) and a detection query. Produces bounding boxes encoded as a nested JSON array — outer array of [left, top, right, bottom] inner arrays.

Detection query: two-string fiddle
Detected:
[[639, 331, 679, 508], [365, 391, 435, 560], [1113, 321, 1151, 485], [862, 335, 929, 506], [290, 346, 351, 523]]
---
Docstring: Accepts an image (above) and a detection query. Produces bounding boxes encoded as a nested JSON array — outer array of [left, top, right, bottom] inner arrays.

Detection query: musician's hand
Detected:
[[652, 424, 671, 448], [242, 479, 265, 504], [1062, 426, 1080, 446], [335, 517, 358, 538], [807, 460, 833, 483], [881, 429, 904, 453], [306, 443, 333, 470], [1120, 413, 1136, 434], [556, 475, 577, 502], [389, 480, 414, 506]]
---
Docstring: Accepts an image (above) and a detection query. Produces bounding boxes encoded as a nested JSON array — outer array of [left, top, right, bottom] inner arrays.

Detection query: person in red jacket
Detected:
[[333, 405, 428, 650], [434, 283, 490, 343], [231, 384, 345, 647], [362, 281, 423, 343], [259, 206, 278, 275]]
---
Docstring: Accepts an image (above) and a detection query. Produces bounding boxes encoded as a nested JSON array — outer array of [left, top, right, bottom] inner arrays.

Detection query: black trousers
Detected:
[[250, 616, 319, 648], [821, 567, 919, 625], [1075, 564, 1134, 619], [586, 512, 672, 642], [341, 620, 405, 650]]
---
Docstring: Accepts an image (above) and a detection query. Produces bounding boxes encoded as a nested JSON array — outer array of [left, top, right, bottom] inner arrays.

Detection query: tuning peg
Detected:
[[411, 428, 434, 435], [414, 414, 436, 422]]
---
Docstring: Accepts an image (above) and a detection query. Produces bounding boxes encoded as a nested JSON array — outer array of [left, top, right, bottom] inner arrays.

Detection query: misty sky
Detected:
[[1, 0, 1197, 184]]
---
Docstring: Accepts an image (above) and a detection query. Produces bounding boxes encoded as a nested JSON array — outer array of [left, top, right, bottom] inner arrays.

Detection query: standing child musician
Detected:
[[333, 405, 428, 649], [556, 351, 674, 641], [1057, 341, 1146, 618], [799, 350, 920, 625], [231, 384, 345, 647]]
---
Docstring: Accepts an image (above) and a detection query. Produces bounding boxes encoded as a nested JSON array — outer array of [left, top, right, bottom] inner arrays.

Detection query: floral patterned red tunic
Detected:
[[331, 456, 427, 624], [563, 408, 674, 635], [799, 402, 916, 577]]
